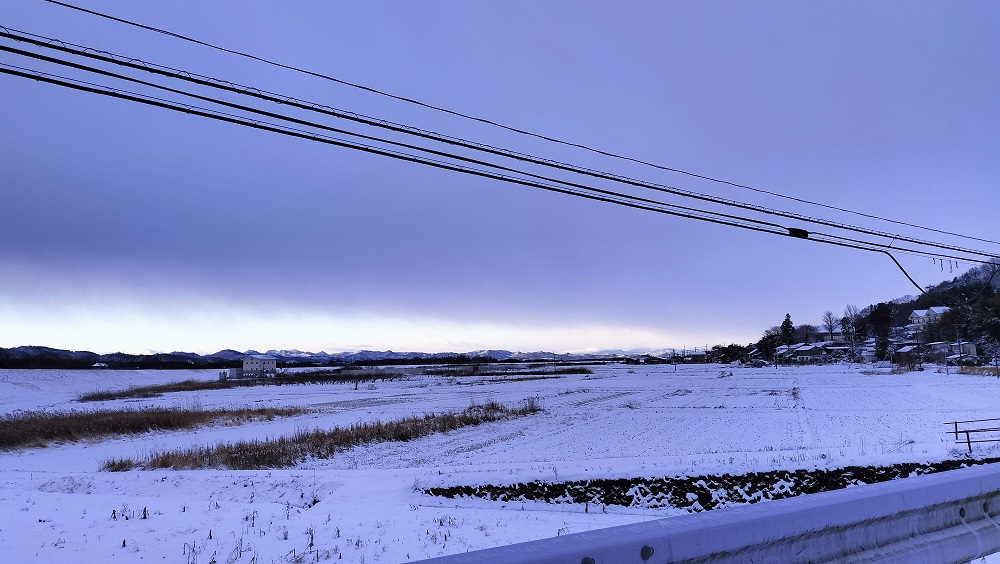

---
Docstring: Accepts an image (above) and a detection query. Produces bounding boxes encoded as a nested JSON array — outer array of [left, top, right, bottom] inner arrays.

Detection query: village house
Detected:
[[924, 341, 950, 363], [822, 344, 854, 361], [893, 345, 921, 370], [922, 341, 977, 364], [794, 344, 826, 363], [859, 339, 879, 363], [772, 343, 828, 364], [774, 344, 796, 363], [906, 306, 950, 336], [680, 350, 708, 363], [946, 342, 978, 364], [808, 325, 845, 343]]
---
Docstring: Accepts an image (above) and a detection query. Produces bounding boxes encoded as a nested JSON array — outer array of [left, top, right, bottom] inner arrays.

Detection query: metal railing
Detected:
[[418, 462, 1000, 563], [948, 417, 1000, 452]]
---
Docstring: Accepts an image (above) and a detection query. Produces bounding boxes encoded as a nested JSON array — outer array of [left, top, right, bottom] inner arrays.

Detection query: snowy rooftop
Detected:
[[245, 354, 277, 360]]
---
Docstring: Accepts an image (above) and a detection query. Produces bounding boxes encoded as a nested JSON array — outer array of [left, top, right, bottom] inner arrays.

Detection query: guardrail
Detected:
[[418, 462, 1000, 563], [948, 418, 1000, 452]]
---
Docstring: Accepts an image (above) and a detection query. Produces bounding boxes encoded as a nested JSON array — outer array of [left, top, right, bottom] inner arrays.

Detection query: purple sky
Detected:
[[2, 2, 999, 354]]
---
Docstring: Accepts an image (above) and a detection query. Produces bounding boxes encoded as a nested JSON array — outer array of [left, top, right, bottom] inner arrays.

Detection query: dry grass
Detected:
[[104, 398, 541, 471], [79, 371, 405, 402], [960, 366, 1000, 376], [263, 369, 404, 385], [78, 379, 232, 401], [0, 406, 303, 450], [423, 366, 592, 377]]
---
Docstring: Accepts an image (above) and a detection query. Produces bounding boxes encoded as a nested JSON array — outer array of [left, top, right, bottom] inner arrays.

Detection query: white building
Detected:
[[241, 354, 277, 377], [907, 307, 950, 335]]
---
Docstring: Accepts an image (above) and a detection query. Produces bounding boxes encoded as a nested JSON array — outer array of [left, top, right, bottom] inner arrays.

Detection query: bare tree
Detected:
[[844, 304, 862, 325], [796, 324, 818, 344], [982, 339, 1000, 375], [843, 304, 862, 345], [822, 310, 839, 341]]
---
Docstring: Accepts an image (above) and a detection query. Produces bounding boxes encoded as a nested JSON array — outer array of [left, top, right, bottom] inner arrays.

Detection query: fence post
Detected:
[[966, 430, 973, 453], [954, 421, 959, 440]]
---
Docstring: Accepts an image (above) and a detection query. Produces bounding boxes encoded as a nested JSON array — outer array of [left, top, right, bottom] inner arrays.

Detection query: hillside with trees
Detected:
[[747, 261, 1000, 365]]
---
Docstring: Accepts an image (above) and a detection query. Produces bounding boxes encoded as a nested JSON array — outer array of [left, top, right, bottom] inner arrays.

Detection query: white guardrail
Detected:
[[419, 462, 1000, 563]]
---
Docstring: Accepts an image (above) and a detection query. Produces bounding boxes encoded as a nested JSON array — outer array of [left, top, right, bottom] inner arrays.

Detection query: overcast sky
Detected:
[[2, 1, 999, 355]]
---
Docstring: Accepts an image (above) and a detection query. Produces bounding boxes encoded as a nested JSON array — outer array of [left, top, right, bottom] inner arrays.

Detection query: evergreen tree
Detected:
[[780, 314, 795, 345], [868, 302, 894, 360]]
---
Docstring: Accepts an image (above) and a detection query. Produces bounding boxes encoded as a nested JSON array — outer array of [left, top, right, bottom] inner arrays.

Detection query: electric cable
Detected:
[[36, 0, 1000, 249], [2, 27, 998, 264], [3, 42, 996, 270], [0, 63, 795, 238], [3, 61, 994, 306], [0, 42, 796, 234]]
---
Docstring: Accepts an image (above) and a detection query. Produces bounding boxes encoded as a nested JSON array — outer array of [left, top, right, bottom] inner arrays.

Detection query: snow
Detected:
[[1, 363, 998, 562]]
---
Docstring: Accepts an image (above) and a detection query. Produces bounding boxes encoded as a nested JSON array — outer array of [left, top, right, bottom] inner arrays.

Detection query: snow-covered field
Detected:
[[1, 363, 998, 562]]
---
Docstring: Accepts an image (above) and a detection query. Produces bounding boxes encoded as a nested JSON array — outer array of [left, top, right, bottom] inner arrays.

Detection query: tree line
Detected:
[[705, 262, 1000, 364]]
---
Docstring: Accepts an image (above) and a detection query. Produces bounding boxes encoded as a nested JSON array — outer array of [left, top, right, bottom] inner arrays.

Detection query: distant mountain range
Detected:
[[0, 345, 649, 369]]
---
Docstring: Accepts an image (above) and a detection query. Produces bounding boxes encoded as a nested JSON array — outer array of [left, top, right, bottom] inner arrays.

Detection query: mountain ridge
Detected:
[[0, 345, 646, 369]]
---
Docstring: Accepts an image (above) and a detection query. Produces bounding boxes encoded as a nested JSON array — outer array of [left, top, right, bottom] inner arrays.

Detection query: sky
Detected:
[[2, 1, 999, 355]]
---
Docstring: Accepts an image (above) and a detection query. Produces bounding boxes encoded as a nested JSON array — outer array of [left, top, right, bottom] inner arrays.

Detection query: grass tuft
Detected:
[[102, 458, 138, 472]]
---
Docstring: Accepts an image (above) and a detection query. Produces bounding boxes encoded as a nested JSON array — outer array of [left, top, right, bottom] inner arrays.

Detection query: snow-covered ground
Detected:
[[1, 363, 998, 562]]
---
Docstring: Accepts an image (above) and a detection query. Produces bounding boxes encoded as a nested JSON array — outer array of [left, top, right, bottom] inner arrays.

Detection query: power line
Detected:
[[0, 61, 984, 274], [17, 39, 985, 268], [2, 60, 994, 309], [4, 47, 988, 271], [0, 63, 794, 238], [3, 27, 998, 265], [0, 46, 796, 235], [37, 0, 1000, 249]]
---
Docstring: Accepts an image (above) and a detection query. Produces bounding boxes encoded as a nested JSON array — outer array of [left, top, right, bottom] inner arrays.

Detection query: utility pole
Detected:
[[916, 329, 923, 370], [956, 326, 964, 371]]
